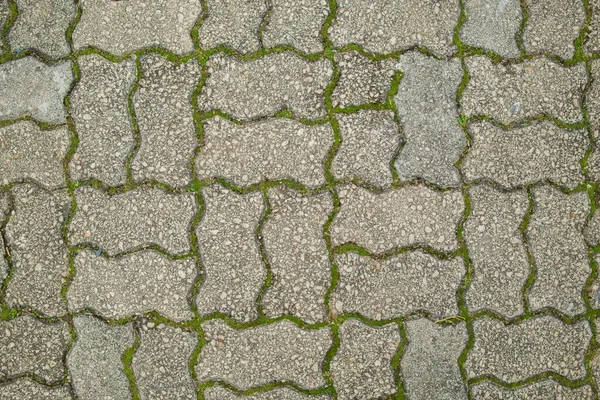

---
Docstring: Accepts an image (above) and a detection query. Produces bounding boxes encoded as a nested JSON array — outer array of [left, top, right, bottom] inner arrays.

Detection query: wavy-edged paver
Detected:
[[586, 210, 600, 247], [204, 385, 332, 399], [0, 379, 71, 400], [196, 185, 264, 322], [586, 60, 600, 140], [470, 379, 594, 399], [69, 54, 136, 186], [68, 250, 195, 321], [69, 186, 195, 255], [196, 319, 332, 390], [587, 1, 600, 55]]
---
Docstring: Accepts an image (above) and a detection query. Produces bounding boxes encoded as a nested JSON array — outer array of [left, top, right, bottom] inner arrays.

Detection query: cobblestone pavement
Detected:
[[1, 1, 600, 399]]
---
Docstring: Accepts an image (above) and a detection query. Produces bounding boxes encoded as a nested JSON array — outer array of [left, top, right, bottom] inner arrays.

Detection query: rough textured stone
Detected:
[[461, 0, 522, 58], [5, 185, 70, 316], [68, 315, 134, 400], [586, 60, 600, 140], [0, 192, 9, 282], [470, 380, 594, 400], [8, 0, 76, 58], [329, 0, 459, 56], [262, 187, 332, 323], [0, 315, 70, 382], [331, 251, 463, 320], [132, 54, 201, 187], [395, 52, 464, 187], [0, 379, 71, 400], [587, 1, 600, 54], [73, 0, 201, 55], [527, 187, 589, 315], [332, 110, 399, 188], [196, 185, 264, 322], [463, 121, 588, 189], [69, 186, 195, 255], [0, 0, 8, 53], [204, 385, 331, 400], [133, 323, 197, 400], [198, 53, 333, 120], [197, 319, 331, 390], [402, 319, 468, 400], [0, 57, 72, 124], [461, 57, 586, 124], [331, 184, 464, 253], [465, 185, 530, 318], [69, 54, 136, 186], [69, 250, 195, 321], [587, 147, 600, 183], [0, 121, 69, 188], [585, 210, 600, 246], [466, 316, 591, 382]]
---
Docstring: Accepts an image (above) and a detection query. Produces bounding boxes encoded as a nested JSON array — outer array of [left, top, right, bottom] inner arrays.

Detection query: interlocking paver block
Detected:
[[0, 379, 71, 400], [196, 185, 264, 322], [586, 60, 600, 140], [463, 121, 587, 189], [587, 148, 600, 183], [133, 323, 197, 400], [0, 57, 72, 124], [0, 0, 8, 53], [332, 52, 396, 108], [465, 185, 529, 318], [69, 250, 195, 321], [331, 184, 464, 253], [262, 187, 332, 323], [197, 319, 331, 390], [587, 1, 600, 54], [69, 186, 195, 255], [466, 316, 590, 382], [69, 54, 136, 186], [523, 0, 585, 60], [331, 251, 463, 320], [73, 0, 201, 56], [132, 54, 201, 187], [263, 0, 329, 54], [68, 315, 134, 400], [395, 52, 464, 187], [461, 0, 522, 58], [527, 186, 589, 315], [329, 0, 459, 56], [470, 380, 594, 399], [0, 121, 69, 189], [0, 315, 70, 382], [205, 385, 332, 399], [331, 319, 400, 400], [402, 319, 468, 400], [198, 53, 333, 120], [0, 192, 9, 282], [585, 210, 600, 246], [5, 185, 70, 316], [8, 0, 76, 58], [197, 117, 332, 188], [461, 57, 586, 124]]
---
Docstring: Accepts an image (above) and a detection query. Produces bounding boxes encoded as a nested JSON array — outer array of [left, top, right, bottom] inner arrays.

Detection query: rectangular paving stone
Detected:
[[470, 379, 594, 399], [204, 385, 332, 399], [0, 379, 71, 400]]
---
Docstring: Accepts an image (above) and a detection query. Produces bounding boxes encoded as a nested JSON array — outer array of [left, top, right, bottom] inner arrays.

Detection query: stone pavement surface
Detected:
[[1, 0, 600, 399]]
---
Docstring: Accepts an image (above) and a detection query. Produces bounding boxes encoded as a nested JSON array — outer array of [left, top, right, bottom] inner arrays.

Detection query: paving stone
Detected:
[[204, 385, 332, 400], [332, 52, 396, 108], [522, 0, 586, 60], [461, 56, 586, 124], [73, 0, 200, 56], [196, 185, 264, 322], [466, 316, 591, 382], [132, 54, 201, 187], [196, 117, 332, 188], [329, 0, 459, 56], [69, 186, 195, 255], [8, 0, 76, 58], [0, 121, 69, 189], [465, 185, 529, 318], [133, 323, 197, 400], [592, 340, 600, 395], [527, 186, 589, 315], [332, 110, 398, 188], [395, 52, 464, 187], [586, 0, 600, 54], [463, 121, 587, 189], [330, 184, 464, 253], [460, 0, 522, 58], [0, 191, 10, 282], [69, 54, 136, 186], [198, 53, 333, 120], [0, 315, 70, 382], [331, 251, 463, 320], [402, 319, 468, 400], [587, 148, 600, 183], [470, 379, 594, 399], [0, 379, 71, 400], [586, 60, 600, 140], [68, 250, 195, 321], [0, 0, 8, 53], [261, 187, 332, 323], [331, 319, 400, 400], [585, 210, 600, 246], [197, 319, 331, 390], [4, 185, 70, 316], [263, 0, 329, 54], [68, 315, 134, 400], [0, 57, 72, 124]]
